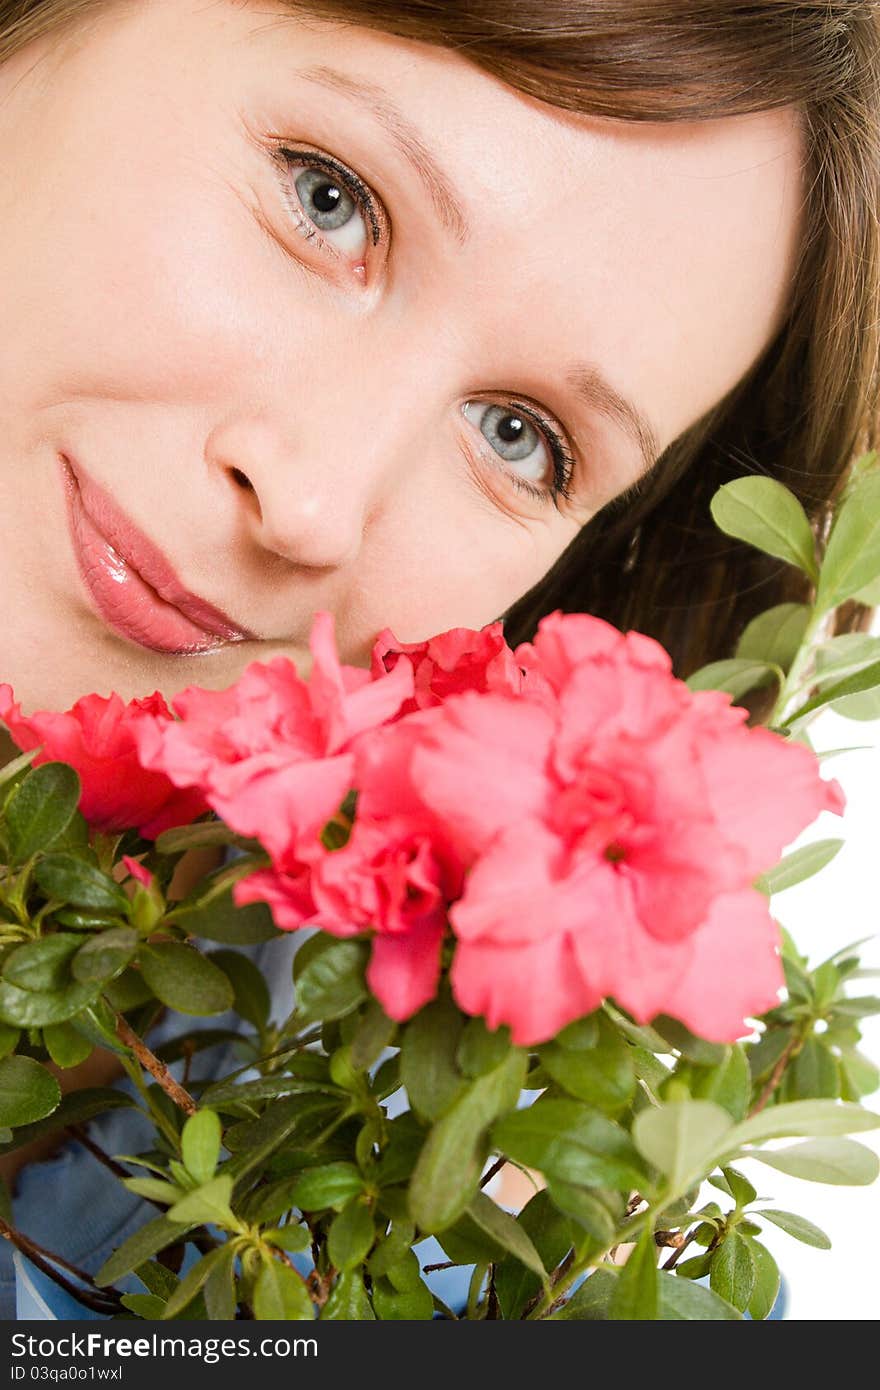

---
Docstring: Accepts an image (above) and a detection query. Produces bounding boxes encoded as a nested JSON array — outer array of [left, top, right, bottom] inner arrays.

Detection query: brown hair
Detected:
[[3, 0, 879, 679]]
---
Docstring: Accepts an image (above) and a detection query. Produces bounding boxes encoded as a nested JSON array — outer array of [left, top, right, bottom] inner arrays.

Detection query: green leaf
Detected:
[[204, 1243, 237, 1321], [124, 1177, 186, 1205], [749, 1136, 879, 1185], [0, 1056, 60, 1128], [735, 603, 812, 672], [816, 468, 880, 613], [350, 999, 397, 1071], [162, 1247, 227, 1320], [745, 1239, 780, 1321], [400, 995, 465, 1121], [840, 1051, 880, 1101], [710, 477, 818, 580], [655, 1272, 742, 1321], [254, 1260, 314, 1320], [168, 1174, 237, 1227], [368, 1221, 417, 1280], [224, 1097, 336, 1184], [556, 1014, 600, 1050], [728, 1098, 880, 1148], [552, 1267, 617, 1319], [651, 1016, 728, 1066], [685, 659, 778, 701], [830, 994, 880, 1019], [0, 1087, 136, 1156], [176, 887, 280, 945], [181, 1108, 222, 1186], [153, 822, 249, 855], [3, 934, 82, 992], [71, 928, 140, 984], [435, 1209, 508, 1267], [34, 854, 129, 913], [688, 1047, 750, 1122], [813, 633, 880, 684], [103, 968, 155, 1014], [290, 1161, 364, 1213], [602, 1005, 668, 1052], [0, 747, 38, 793], [263, 1225, 310, 1254], [784, 659, 880, 727], [0, 977, 100, 1028], [328, 1199, 375, 1272], [495, 1190, 573, 1320], [790, 1038, 840, 1100], [139, 943, 234, 1017], [121, 1293, 166, 1319], [42, 1022, 92, 1072], [200, 1076, 336, 1109], [719, 1165, 756, 1208], [467, 1190, 547, 1283], [409, 1048, 527, 1234], [710, 1230, 756, 1313], [609, 1226, 658, 1320], [134, 1260, 179, 1301], [292, 934, 369, 1026], [546, 1181, 617, 1247], [632, 1100, 734, 1192], [0, 1024, 19, 1062], [556, 1256, 743, 1321], [457, 1017, 512, 1078], [539, 1015, 635, 1113], [493, 1098, 645, 1191], [5, 762, 81, 864], [756, 1208, 831, 1249], [371, 1274, 433, 1320], [208, 949, 271, 1031], [321, 1269, 375, 1320], [675, 1254, 713, 1281], [755, 839, 844, 897], [96, 1214, 196, 1286]]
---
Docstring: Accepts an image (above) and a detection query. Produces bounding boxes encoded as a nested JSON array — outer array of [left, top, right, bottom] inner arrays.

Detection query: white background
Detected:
[[739, 704, 880, 1321]]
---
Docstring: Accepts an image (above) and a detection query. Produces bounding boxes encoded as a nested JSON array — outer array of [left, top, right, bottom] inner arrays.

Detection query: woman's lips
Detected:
[[61, 455, 254, 655]]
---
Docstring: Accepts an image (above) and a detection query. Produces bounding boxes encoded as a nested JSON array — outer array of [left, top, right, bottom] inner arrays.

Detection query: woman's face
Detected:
[[0, 0, 803, 710]]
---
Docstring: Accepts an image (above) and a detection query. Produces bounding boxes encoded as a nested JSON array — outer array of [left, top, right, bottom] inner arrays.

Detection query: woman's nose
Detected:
[[206, 411, 393, 571]]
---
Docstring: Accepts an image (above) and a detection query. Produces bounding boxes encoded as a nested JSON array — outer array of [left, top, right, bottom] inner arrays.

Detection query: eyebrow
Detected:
[[566, 366, 659, 478], [298, 65, 471, 244], [296, 65, 659, 478]]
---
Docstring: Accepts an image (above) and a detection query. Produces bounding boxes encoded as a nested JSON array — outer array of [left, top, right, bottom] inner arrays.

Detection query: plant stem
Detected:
[[749, 1030, 804, 1116], [0, 1218, 122, 1315], [115, 1013, 197, 1116], [662, 1231, 697, 1271], [525, 1202, 661, 1319], [479, 1155, 507, 1190], [768, 609, 824, 727]]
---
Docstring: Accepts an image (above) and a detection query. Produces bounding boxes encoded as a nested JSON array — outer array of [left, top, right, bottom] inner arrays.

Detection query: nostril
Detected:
[[229, 467, 254, 492]]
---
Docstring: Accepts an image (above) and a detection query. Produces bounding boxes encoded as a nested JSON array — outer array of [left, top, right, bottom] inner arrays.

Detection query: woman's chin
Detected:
[[2, 632, 314, 715]]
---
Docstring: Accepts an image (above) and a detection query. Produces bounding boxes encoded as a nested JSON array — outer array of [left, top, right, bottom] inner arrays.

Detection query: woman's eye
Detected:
[[462, 400, 568, 497], [279, 151, 379, 265]]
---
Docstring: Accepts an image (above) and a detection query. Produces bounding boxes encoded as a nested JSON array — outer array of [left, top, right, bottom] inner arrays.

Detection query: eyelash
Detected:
[[273, 144, 576, 507]]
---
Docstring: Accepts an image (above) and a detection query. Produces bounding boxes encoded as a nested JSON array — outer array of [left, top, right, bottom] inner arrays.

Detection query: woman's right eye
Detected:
[[276, 148, 384, 271]]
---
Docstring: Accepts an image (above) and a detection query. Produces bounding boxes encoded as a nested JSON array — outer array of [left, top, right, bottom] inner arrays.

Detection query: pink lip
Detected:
[[61, 455, 253, 654]]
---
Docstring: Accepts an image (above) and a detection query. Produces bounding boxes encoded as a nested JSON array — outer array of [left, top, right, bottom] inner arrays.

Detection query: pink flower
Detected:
[[133, 612, 414, 861], [122, 855, 154, 888], [0, 685, 208, 838], [409, 611, 844, 1045], [237, 714, 463, 1020], [371, 621, 525, 716]]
